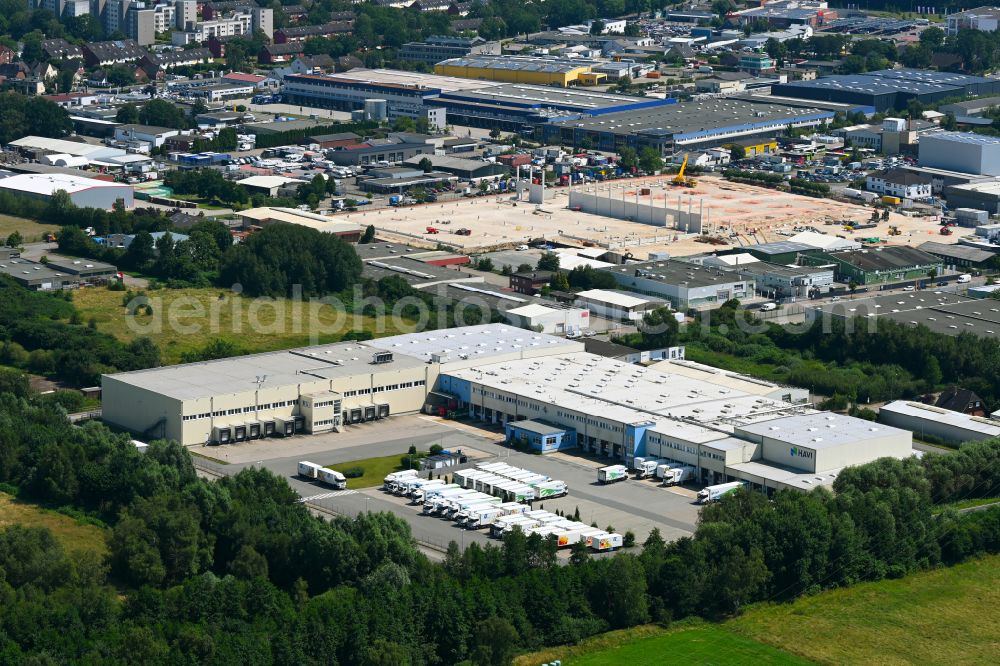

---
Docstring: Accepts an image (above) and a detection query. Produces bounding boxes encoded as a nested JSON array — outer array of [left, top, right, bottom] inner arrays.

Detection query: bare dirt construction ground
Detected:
[[341, 175, 955, 257]]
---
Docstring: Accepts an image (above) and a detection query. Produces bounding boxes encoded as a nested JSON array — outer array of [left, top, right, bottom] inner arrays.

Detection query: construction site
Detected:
[[343, 175, 960, 257]]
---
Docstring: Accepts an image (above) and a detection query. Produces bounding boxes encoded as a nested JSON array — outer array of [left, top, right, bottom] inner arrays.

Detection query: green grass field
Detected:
[[520, 555, 1000, 666], [73, 286, 412, 364], [520, 624, 810, 666], [0, 491, 108, 557], [0, 214, 58, 243], [325, 453, 428, 489]]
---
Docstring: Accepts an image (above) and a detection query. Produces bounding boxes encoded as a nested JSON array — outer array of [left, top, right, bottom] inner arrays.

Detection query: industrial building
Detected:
[[237, 207, 363, 241], [943, 180, 1000, 214], [920, 132, 1000, 176], [503, 303, 590, 335], [573, 289, 667, 321], [7, 135, 127, 163], [878, 400, 1000, 446], [439, 345, 912, 492], [0, 172, 133, 209], [102, 322, 916, 492], [0, 249, 117, 291], [802, 246, 942, 285], [731, 261, 834, 300], [434, 55, 595, 87], [813, 292, 1000, 340], [398, 36, 500, 66], [771, 69, 1000, 113], [917, 241, 996, 270], [602, 260, 756, 310], [543, 95, 845, 155]]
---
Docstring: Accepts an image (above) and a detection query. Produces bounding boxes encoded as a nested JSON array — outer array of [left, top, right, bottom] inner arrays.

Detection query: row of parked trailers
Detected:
[[381, 473, 621, 551], [212, 416, 302, 444], [451, 462, 568, 503], [598, 460, 696, 486]]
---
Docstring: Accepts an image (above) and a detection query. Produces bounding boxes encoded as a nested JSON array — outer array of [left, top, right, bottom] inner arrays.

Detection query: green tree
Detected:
[[5, 230, 23, 247], [618, 146, 638, 171], [638, 147, 663, 173], [360, 224, 376, 244], [536, 251, 560, 271], [107, 64, 135, 87], [471, 616, 519, 666], [418, 157, 434, 173], [489, 127, 502, 140], [728, 144, 746, 161], [116, 103, 140, 124], [638, 306, 679, 348]]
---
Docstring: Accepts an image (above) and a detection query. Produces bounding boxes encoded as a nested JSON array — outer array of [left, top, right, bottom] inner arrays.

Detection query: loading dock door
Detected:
[[349, 408, 363, 424], [363, 406, 377, 421], [377, 403, 390, 419]]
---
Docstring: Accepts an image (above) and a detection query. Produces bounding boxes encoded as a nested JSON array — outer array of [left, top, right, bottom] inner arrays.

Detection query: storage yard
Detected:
[[342, 175, 954, 256]]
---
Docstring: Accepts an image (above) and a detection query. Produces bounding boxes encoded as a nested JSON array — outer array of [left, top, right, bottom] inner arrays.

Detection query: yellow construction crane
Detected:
[[672, 153, 696, 187]]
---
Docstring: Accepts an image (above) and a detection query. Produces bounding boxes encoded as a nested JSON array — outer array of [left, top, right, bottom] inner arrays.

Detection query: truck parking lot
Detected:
[[192, 415, 701, 555]]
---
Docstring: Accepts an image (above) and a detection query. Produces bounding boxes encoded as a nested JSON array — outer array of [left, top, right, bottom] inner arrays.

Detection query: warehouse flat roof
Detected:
[[443, 83, 654, 111], [551, 96, 839, 138], [745, 240, 815, 255], [0, 172, 131, 195], [921, 131, 1000, 147], [8, 136, 126, 158], [817, 292, 1000, 339], [508, 419, 568, 436], [362, 256, 480, 287], [323, 67, 504, 93], [0, 257, 70, 283], [237, 175, 305, 189], [437, 55, 593, 74], [604, 260, 744, 288], [238, 207, 362, 234], [367, 323, 582, 362], [737, 412, 908, 449], [827, 246, 941, 272], [917, 241, 995, 263], [728, 460, 841, 490], [575, 288, 653, 308], [104, 341, 429, 401], [879, 400, 1000, 438]]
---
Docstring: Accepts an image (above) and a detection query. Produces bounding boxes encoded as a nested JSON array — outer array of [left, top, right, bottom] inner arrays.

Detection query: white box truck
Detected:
[[598, 465, 628, 484], [635, 459, 663, 479], [451, 498, 503, 522], [423, 489, 478, 514], [492, 515, 538, 538], [444, 495, 500, 519], [657, 464, 696, 487], [413, 483, 460, 503], [319, 468, 347, 490], [697, 481, 746, 504], [383, 469, 418, 490], [462, 502, 526, 529], [297, 461, 322, 479], [408, 479, 446, 501]]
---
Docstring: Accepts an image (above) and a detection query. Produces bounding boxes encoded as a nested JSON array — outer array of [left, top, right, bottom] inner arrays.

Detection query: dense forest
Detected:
[[2, 375, 1000, 663]]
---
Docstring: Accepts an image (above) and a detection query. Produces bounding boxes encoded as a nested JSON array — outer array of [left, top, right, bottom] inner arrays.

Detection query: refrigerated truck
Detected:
[[413, 483, 460, 503], [442, 495, 501, 519], [598, 465, 629, 484], [491, 515, 539, 538], [437, 492, 493, 515], [446, 498, 502, 521], [495, 481, 536, 503], [383, 469, 418, 490], [697, 481, 746, 504], [464, 503, 528, 529], [635, 459, 664, 479], [319, 468, 347, 490], [532, 480, 568, 499], [657, 464, 696, 487], [392, 476, 435, 496], [423, 490, 480, 515]]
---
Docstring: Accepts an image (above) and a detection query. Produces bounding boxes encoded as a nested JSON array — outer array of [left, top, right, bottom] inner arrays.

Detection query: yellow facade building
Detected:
[[434, 56, 593, 87]]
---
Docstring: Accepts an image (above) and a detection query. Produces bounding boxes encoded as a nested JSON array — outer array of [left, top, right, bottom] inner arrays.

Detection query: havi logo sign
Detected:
[[790, 446, 814, 460]]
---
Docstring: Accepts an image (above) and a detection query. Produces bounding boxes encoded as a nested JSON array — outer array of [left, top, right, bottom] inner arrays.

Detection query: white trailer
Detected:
[[383, 469, 418, 490], [422, 489, 479, 515], [496, 482, 536, 503], [491, 515, 539, 538], [532, 480, 568, 500], [461, 502, 527, 529], [319, 468, 347, 490], [657, 464, 696, 487], [297, 461, 322, 479], [598, 465, 628, 484], [413, 483, 460, 503], [697, 481, 746, 504], [408, 479, 446, 500], [443, 495, 500, 519], [588, 532, 624, 551], [450, 498, 503, 522]]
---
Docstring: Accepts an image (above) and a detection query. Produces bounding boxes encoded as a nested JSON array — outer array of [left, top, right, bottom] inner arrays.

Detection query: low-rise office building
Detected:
[[866, 169, 932, 199], [573, 288, 667, 321]]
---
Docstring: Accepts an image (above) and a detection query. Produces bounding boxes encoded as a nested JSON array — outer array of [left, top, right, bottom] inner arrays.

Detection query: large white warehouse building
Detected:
[[103, 324, 914, 494]]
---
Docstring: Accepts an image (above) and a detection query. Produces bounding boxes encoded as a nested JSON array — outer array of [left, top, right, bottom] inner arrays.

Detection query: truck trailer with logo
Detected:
[[697, 481, 746, 504], [598, 465, 629, 484]]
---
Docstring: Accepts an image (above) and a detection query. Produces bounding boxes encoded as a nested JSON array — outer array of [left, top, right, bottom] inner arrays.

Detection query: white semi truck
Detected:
[[697, 481, 746, 504], [297, 461, 323, 479], [464, 503, 528, 529], [635, 459, 664, 479], [532, 480, 568, 499], [319, 468, 347, 490], [413, 483, 460, 503], [422, 490, 480, 515], [657, 464, 696, 487], [598, 465, 629, 484], [447, 498, 502, 521]]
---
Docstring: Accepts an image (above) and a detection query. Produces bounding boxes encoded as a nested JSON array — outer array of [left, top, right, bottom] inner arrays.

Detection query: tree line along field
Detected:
[[520, 554, 1000, 666], [72, 286, 412, 365]]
